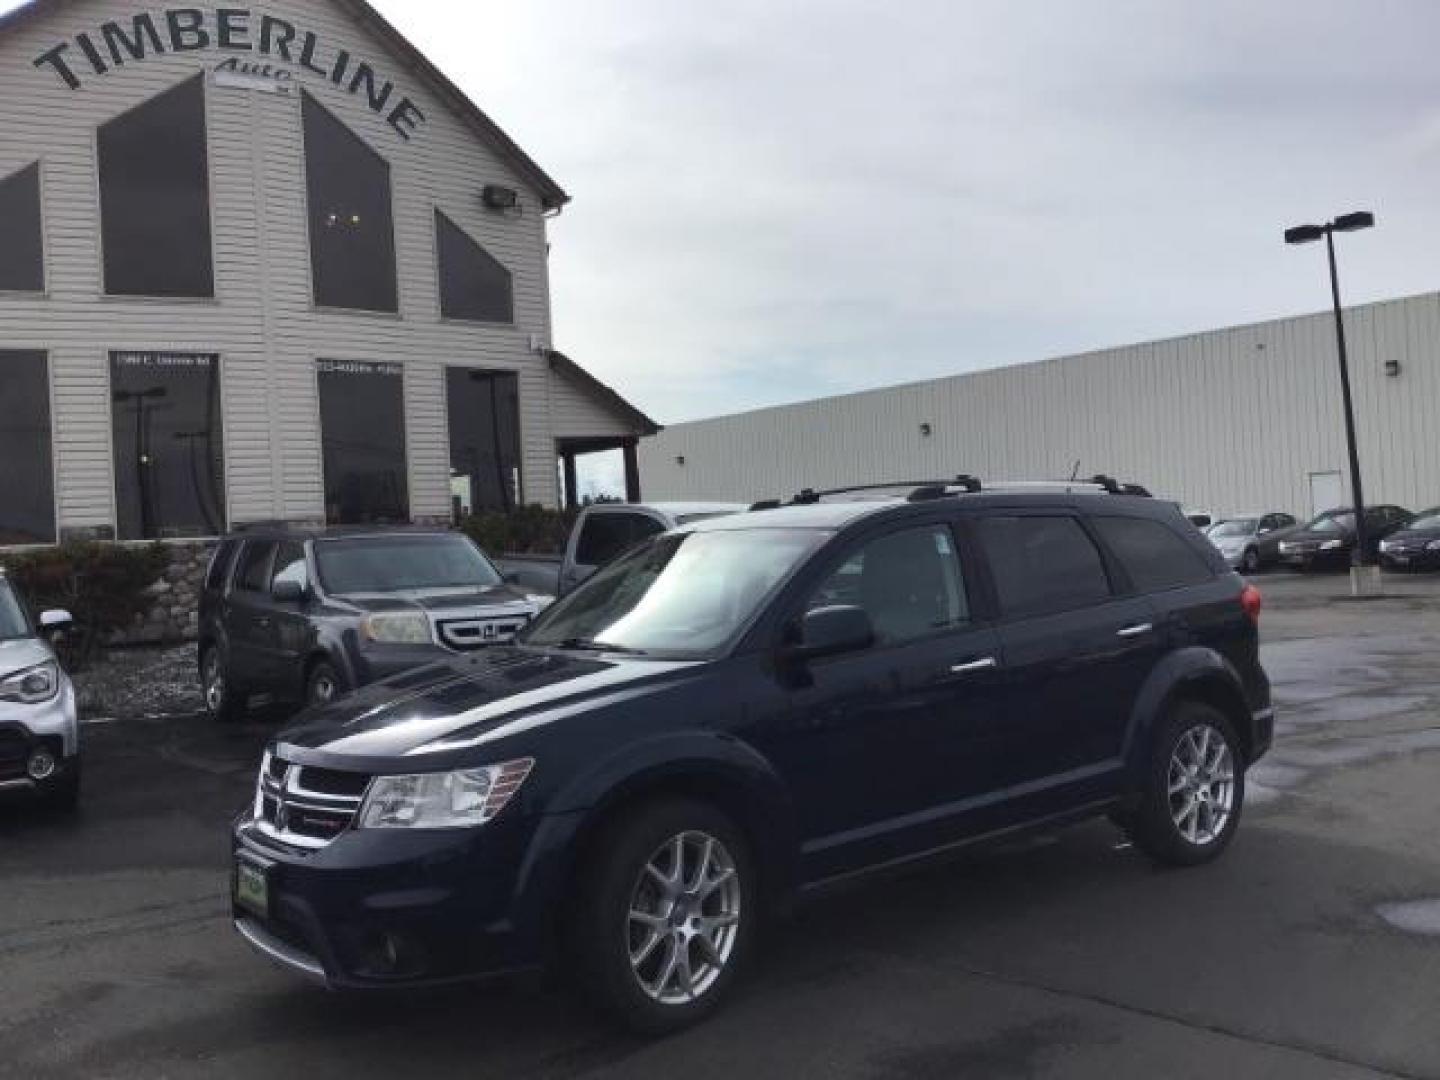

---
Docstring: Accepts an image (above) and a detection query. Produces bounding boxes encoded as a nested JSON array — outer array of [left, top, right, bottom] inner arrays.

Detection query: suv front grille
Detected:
[[0, 730, 29, 781], [437, 616, 529, 651], [254, 751, 370, 850]]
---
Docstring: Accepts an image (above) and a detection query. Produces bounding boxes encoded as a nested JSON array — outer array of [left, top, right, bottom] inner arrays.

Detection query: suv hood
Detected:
[[0, 637, 53, 680], [276, 647, 701, 766], [330, 583, 539, 614]]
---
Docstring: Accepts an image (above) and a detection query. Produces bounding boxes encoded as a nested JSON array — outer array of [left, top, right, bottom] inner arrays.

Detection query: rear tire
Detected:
[[569, 799, 756, 1035], [1131, 701, 1244, 867], [201, 646, 245, 724]]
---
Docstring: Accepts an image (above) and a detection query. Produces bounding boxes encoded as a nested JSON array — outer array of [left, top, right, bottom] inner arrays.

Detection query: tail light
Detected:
[[1241, 583, 1263, 624]]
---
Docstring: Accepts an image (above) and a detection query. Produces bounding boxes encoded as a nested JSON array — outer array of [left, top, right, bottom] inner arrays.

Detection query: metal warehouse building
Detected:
[[0, 0, 654, 548], [640, 291, 1440, 521]]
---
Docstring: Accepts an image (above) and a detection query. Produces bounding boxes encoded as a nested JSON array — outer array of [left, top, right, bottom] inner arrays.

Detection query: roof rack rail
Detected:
[[749, 499, 783, 512], [792, 476, 982, 505]]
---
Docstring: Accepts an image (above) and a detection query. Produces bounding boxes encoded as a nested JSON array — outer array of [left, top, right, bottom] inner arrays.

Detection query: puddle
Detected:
[[1377, 900, 1440, 937]]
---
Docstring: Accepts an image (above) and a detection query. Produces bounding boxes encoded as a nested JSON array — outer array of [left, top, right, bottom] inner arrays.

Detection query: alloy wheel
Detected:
[[1167, 723, 1236, 846], [626, 831, 742, 1006]]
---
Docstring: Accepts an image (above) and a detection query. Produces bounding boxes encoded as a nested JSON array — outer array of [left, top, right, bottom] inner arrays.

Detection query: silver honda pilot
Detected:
[[0, 571, 78, 809]]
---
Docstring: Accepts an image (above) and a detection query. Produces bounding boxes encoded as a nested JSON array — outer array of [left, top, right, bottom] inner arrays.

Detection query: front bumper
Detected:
[[0, 680, 80, 791], [1280, 548, 1350, 570], [1380, 549, 1440, 570], [231, 808, 574, 989], [347, 643, 456, 689]]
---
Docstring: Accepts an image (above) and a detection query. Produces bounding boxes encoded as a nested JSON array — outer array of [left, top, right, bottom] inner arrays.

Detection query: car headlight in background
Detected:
[[1380, 541, 1395, 553], [357, 759, 535, 829], [1320, 539, 1345, 551], [0, 661, 60, 705], [360, 613, 434, 645]]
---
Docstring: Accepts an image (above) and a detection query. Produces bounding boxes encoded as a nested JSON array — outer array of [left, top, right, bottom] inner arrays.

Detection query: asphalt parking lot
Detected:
[[5, 572, 1440, 1079]]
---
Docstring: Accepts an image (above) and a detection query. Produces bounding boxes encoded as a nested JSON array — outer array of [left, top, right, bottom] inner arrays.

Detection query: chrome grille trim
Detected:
[[252, 750, 370, 850]]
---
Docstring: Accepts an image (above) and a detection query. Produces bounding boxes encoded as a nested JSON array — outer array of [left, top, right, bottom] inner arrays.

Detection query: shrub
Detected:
[[1, 542, 172, 667], [460, 505, 578, 555]]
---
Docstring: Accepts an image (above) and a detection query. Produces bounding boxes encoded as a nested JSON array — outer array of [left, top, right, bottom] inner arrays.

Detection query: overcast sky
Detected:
[[370, 0, 1440, 428], [7, 0, 1440, 490]]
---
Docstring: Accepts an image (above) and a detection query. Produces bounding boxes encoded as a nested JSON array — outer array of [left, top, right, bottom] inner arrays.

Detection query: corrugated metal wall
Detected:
[[640, 292, 1440, 519], [0, 0, 590, 533]]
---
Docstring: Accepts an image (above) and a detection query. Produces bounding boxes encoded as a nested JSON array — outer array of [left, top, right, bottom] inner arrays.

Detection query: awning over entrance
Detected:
[[547, 351, 660, 507]]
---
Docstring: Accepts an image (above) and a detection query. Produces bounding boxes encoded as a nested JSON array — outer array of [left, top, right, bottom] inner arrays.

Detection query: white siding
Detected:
[[0, 0, 579, 533], [549, 369, 641, 440], [640, 292, 1440, 519]]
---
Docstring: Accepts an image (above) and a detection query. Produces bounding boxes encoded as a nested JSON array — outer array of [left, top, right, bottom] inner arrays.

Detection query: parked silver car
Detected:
[[1207, 513, 1301, 573], [0, 572, 78, 809]]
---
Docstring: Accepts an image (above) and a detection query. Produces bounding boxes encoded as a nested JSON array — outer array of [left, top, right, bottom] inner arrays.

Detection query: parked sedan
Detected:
[[1278, 505, 1414, 570], [1207, 513, 1301, 573], [1379, 508, 1440, 570]]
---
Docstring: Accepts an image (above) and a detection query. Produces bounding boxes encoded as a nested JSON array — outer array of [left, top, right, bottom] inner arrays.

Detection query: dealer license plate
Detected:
[[234, 857, 271, 919]]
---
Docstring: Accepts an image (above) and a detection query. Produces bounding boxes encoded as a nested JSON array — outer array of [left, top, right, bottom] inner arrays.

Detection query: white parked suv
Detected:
[[0, 571, 78, 810]]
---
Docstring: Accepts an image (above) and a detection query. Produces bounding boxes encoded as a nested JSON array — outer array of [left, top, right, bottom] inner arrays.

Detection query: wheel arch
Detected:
[[1125, 649, 1255, 775], [514, 734, 799, 962]]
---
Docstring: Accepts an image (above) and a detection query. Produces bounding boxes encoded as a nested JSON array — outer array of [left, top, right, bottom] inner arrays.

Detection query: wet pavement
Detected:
[[4, 571, 1440, 1078]]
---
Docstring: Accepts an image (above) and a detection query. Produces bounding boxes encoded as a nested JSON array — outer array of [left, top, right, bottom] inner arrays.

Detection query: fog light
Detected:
[[27, 748, 58, 782]]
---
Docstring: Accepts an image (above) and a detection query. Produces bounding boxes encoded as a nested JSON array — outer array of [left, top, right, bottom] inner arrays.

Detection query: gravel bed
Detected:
[[71, 644, 204, 721]]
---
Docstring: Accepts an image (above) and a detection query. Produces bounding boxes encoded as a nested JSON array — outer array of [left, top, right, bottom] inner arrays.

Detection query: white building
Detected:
[[640, 291, 1440, 521], [0, 0, 654, 547]]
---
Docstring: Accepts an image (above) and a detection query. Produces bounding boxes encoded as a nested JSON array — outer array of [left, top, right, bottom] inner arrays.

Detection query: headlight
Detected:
[[0, 661, 60, 705], [1320, 539, 1345, 551], [1278, 543, 1293, 554], [360, 613, 433, 645], [1380, 541, 1394, 553], [357, 758, 535, 829]]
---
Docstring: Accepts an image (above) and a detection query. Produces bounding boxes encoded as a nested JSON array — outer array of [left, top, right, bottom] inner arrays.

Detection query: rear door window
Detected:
[[1092, 516, 1214, 593], [235, 540, 278, 594], [976, 515, 1113, 617], [271, 541, 309, 593], [576, 512, 664, 567]]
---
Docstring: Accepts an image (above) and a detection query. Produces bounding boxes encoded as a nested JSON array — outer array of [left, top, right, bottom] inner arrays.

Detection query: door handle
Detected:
[[950, 657, 999, 675], [1116, 623, 1153, 639]]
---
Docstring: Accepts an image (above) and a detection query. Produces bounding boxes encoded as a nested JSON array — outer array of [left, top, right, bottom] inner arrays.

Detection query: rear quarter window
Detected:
[[976, 515, 1113, 618], [205, 539, 241, 592], [1092, 516, 1215, 593]]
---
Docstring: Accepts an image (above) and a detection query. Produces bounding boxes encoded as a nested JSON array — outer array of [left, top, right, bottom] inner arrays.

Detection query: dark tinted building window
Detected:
[[110, 352, 226, 540], [977, 516, 1112, 617], [98, 75, 213, 297], [447, 368, 521, 516], [0, 351, 55, 545], [0, 163, 44, 293], [807, 526, 967, 646], [575, 513, 664, 568], [318, 360, 409, 524], [1092, 517, 1214, 593], [436, 211, 513, 323], [303, 92, 397, 313]]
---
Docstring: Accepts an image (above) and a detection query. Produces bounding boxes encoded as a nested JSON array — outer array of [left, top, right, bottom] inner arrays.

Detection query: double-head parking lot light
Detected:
[[1284, 211, 1376, 585]]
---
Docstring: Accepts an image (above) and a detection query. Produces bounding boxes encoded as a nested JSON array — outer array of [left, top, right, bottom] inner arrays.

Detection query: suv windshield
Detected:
[[315, 534, 503, 595], [1211, 519, 1258, 538], [0, 580, 32, 642], [525, 528, 826, 657], [1408, 511, 1440, 531]]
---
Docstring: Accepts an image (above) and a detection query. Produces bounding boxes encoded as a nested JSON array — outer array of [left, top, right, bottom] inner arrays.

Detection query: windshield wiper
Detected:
[[553, 638, 649, 656]]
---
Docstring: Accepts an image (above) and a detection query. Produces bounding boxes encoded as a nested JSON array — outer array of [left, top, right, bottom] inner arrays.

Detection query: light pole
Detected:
[[1284, 211, 1377, 594]]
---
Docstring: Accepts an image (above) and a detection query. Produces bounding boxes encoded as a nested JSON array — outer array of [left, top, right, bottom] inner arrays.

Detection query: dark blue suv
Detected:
[[232, 480, 1273, 1033]]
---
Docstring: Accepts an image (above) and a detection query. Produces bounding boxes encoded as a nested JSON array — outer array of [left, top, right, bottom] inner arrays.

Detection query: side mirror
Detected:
[[272, 579, 306, 604], [39, 610, 73, 638], [791, 605, 874, 661]]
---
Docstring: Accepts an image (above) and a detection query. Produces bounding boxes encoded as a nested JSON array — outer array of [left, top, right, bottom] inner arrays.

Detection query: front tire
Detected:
[[305, 661, 344, 708], [569, 800, 756, 1034], [1131, 702, 1245, 867], [201, 646, 245, 724]]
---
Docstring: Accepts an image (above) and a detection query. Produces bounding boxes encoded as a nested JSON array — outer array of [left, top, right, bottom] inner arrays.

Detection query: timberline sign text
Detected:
[[34, 8, 427, 140]]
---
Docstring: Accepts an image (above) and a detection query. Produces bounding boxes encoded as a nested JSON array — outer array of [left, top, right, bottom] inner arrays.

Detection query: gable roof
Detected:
[[0, 0, 570, 210], [549, 350, 661, 437]]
